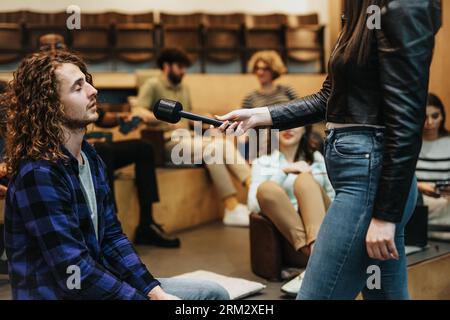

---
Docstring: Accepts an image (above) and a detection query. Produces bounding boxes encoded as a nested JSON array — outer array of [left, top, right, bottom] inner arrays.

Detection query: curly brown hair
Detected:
[[4, 50, 92, 175]]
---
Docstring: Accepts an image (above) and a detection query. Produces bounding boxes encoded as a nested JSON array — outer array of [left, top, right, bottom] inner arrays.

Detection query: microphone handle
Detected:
[[179, 110, 224, 127]]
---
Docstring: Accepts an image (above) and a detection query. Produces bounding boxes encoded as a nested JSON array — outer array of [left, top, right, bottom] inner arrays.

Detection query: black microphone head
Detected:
[[153, 99, 183, 124]]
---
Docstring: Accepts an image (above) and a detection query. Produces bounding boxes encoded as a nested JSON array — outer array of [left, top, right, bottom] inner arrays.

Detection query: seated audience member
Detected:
[[133, 48, 252, 227], [3, 50, 229, 300], [242, 50, 298, 109], [39, 33, 67, 52], [248, 126, 335, 295], [37, 33, 179, 247], [416, 93, 450, 240], [240, 51, 299, 160]]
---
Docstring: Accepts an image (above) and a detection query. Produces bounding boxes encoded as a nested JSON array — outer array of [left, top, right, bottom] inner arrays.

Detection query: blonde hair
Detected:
[[247, 50, 287, 80]]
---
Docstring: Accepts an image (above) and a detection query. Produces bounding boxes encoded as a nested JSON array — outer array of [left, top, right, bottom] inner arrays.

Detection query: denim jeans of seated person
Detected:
[[297, 128, 417, 300], [157, 278, 230, 300]]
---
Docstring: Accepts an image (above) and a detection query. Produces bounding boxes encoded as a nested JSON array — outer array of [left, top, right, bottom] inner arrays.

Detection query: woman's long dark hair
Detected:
[[339, 0, 388, 65], [294, 125, 316, 164], [427, 93, 450, 137]]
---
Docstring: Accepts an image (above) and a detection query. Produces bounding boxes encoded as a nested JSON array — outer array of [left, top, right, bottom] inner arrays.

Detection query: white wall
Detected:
[[0, 0, 329, 22]]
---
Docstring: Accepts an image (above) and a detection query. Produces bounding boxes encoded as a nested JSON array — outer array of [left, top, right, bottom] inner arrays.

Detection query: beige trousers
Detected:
[[166, 135, 250, 199], [256, 172, 331, 251]]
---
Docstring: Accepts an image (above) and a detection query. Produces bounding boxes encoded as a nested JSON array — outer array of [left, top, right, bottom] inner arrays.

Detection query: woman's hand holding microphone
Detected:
[[214, 107, 273, 135]]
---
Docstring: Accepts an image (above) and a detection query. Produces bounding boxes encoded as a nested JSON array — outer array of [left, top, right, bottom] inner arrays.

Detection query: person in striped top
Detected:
[[242, 50, 298, 109], [416, 93, 450, 238], [240, 51, 299, 161]]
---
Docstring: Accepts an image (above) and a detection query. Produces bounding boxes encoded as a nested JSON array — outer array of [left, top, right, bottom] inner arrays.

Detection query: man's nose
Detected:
[[87, 82, 98, 97]]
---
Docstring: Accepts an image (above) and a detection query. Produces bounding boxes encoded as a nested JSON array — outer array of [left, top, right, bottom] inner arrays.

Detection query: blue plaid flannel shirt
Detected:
[[4, 140, 160, 299]]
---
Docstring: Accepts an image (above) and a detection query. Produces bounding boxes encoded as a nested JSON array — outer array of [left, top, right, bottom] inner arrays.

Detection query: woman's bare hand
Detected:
[[282, 161, 312, 174], [366, 218, 398, 261], [215, 107, 272, 136]]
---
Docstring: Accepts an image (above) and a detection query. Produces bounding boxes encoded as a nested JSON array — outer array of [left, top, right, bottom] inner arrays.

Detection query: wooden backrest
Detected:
[[160, 12, 205, 27]]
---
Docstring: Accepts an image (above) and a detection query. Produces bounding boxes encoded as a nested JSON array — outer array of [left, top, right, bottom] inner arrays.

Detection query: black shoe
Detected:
[[134, 224, 181, 248]]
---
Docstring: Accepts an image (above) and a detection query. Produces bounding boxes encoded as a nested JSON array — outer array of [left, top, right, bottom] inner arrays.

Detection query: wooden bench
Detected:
[[407, 242, 450, 299], [115, 165, 248, 240], [354, 242, 450, 299]]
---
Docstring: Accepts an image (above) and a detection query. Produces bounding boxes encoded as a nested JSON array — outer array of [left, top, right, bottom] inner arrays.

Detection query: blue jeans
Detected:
[[158, 278, 230, 300], [297, 127, 417, 300]]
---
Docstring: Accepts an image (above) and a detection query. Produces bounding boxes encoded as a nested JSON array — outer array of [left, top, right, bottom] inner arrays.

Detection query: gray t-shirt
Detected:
[[79, 151, 98, 240]]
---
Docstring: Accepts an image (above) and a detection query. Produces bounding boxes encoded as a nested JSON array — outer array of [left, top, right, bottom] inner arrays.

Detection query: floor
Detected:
[[2, 221, 449, 300], [0, 221, 295, 300]]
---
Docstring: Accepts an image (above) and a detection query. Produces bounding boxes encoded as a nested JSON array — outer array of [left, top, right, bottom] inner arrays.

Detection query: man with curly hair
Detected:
[[2, 50, 229, 300]]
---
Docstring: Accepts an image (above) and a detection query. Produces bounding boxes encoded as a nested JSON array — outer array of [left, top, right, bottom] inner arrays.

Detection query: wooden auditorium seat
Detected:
[[159, 13, 204, 66], [0, 23, 24, 63], [203, 13, 245, 67]]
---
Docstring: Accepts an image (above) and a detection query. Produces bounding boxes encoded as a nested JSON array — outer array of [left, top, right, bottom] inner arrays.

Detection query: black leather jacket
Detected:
[[268, 0, 442, 223]]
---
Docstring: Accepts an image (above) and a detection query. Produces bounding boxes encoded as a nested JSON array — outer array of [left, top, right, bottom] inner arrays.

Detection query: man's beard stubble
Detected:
[[62, 101, 98, 131], [61, 115, 95, 131], [168, 70, 183, 85]]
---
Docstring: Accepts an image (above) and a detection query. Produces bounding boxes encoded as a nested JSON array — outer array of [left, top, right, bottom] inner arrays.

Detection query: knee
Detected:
[[256, 181, 285, 205], [222, 138, 236, 152], [293, 172, 315, 194]]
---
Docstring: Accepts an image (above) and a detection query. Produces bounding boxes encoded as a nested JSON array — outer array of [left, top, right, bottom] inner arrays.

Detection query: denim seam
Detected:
[[332, 139, 371, 159], [324, 201, 370, 299]]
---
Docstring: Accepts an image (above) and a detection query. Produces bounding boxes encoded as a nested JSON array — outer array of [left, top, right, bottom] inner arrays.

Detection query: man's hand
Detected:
[[282, 161, 312, 174], [215, 107, 273, 136], [117, 112, 134, 123], [132, 107, 158, 124], [418, 182, 440, 198], [148, 285, 181, 300], [366, 217, 399, 261]]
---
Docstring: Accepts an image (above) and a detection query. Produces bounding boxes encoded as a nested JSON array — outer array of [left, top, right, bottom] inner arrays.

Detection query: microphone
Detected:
[[153, 99, 224, 127]]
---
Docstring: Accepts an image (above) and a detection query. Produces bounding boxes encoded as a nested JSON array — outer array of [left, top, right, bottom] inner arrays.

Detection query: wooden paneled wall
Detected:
[[430, 1, 450, 130]]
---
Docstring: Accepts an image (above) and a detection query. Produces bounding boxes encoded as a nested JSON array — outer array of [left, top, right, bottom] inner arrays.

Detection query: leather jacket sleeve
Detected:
[[268, 75, 331, 131], [373, 0, 441, 222]]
